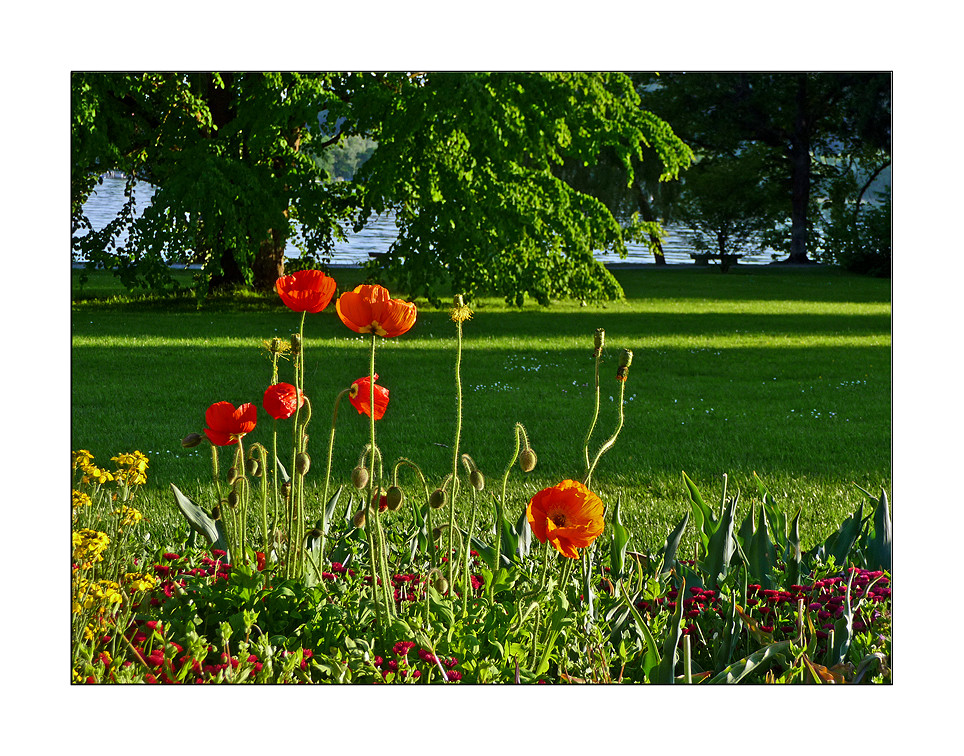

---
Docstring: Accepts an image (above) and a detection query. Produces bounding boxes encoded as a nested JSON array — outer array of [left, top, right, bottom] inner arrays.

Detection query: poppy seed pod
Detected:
[[386, 486, 403, 511], [593, 328, 605, 356], [296, 452, 311, 475], [352, 509, 367, 529], [290, 333, 302, 353], [470, 469, 485, 491], [429, 488, 447, 509], [181, 432, 204, 449], [520, 447, 537, 473], [351, 465, 370, 490], [616, 348, 634, 382]]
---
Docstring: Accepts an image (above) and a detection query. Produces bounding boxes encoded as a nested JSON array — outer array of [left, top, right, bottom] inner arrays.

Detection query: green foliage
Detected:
[[818, 184, 891, 277], [72, 71, 692, 304], [350, 72, 692, 304]]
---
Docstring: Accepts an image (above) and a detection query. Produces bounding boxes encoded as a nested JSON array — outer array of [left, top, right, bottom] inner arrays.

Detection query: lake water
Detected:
[[73, 176, 784, 267]]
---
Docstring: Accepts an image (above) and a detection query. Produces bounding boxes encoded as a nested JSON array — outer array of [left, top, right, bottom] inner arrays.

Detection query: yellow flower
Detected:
[[114, 505, 144, 527], [72, 529, 110, 566], [81, 465, 114, 485], [72, 489, 92, 511], [124, 572, 157, 592], [111, 451, 149, 486], [72, 449, 95, 470]]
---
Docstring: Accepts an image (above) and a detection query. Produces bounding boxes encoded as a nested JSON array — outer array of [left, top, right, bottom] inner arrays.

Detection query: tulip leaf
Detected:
[[659, 511, 689, 577], [610, 495, 631, 578], [867, 488, 892, 572], [276, 457, 290, 485], [828, 571, 855, 667], [707, 640, 793, 684], [657, 577, 686, 684], [682, 471, 714, 553], [746, 502, 776, 589], [786, 508, 802, 587], [702, 494, 739, 586], [323, 486, 342, 533], [811, 502, 864, 567], [171, 483, 224, 550], [618, 581, 661, 676]]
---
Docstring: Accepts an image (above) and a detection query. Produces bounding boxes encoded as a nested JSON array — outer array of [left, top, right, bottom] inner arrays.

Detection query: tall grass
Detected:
[[71, 265, 891, 553]]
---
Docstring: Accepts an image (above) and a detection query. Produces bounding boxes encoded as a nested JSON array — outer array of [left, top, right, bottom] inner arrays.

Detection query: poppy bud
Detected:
[[429, 488, 447, 509], [352, 509, 367, 529], [296, 452, 311, 475], [245, 457, 261, 477], [181, 432, 204, 449], [227, 467, 239, 485], [211, 505, 221, 520], [227, 492, 239, 508], [308, 528, 323, 540], [519, 447, 537, 473], [351, 466, 369, 490], [433, 576, 449, 594], [386, 486, 403, 511], [432, 526, 444, 541], [470, 470, 485, 491]]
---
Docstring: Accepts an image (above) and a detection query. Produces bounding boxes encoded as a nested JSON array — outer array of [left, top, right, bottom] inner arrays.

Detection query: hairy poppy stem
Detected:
[[584, 379, 627, 490], [582, 344, 603, 476], [366, 332, 393, 623], [446, 317, 465, 591]]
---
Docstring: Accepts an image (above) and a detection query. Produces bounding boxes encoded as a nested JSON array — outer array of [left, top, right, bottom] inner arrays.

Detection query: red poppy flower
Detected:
[[203, 401, 257, 446], [275, 269, 337, 314], [336, 284, 417, 338], [263, 383, 305, 420], [349, 375, 390, 420], [526, 479, 605, 559]]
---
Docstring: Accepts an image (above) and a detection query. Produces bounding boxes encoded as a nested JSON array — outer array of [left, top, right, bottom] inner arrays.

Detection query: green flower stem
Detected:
[[446, 318, 465, 590], [318, 388, 350, 569], [461, 486, 479, 618], [366, 332, 393, 624], [494, 423, 526, 585], [582, 349, 602, 475], [584, 379, 627, 490]]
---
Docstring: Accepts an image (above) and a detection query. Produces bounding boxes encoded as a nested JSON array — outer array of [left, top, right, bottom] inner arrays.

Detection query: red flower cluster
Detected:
[[634, 567, 891, 651], [373, 641, 461, 682]]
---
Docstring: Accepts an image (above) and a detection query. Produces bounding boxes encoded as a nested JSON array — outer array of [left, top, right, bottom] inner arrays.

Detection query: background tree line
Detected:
[[71, 71, 891, 304]]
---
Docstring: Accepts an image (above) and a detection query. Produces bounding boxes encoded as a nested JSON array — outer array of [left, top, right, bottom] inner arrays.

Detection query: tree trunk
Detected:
[[787, 75, 812, 264], [254, 227, 287, 290]]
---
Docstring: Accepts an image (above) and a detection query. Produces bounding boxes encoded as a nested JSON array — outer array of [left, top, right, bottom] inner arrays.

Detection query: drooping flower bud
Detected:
[[181, 432, 204, 449], [352, 509, 367, 529], [227, 467, 239, 485], [519, 447, 537, 473], [351, 465, 370, 490], [429, 488, 447, 509], [227, 491, 239, 508], [433, 576, 449, 594], [386, 486, 404, 511], [470, 470, 485, 491], [245, 457, 261, 477], [296, 452, 311, 475], [616, 348, 634, 382]]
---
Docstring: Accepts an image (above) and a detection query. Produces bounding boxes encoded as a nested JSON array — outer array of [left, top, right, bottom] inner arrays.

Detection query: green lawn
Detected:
[[71, 265, 891, 554]]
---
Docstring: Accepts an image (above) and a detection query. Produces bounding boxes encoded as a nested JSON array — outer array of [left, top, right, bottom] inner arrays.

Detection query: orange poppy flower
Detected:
[[263, 383, 305, 420], [204, 401, 257, 446], [349, 375, 390, 420], [276, 269, 337, 314], [336, 284, 417, 338], [526, 480, 605, 559]]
